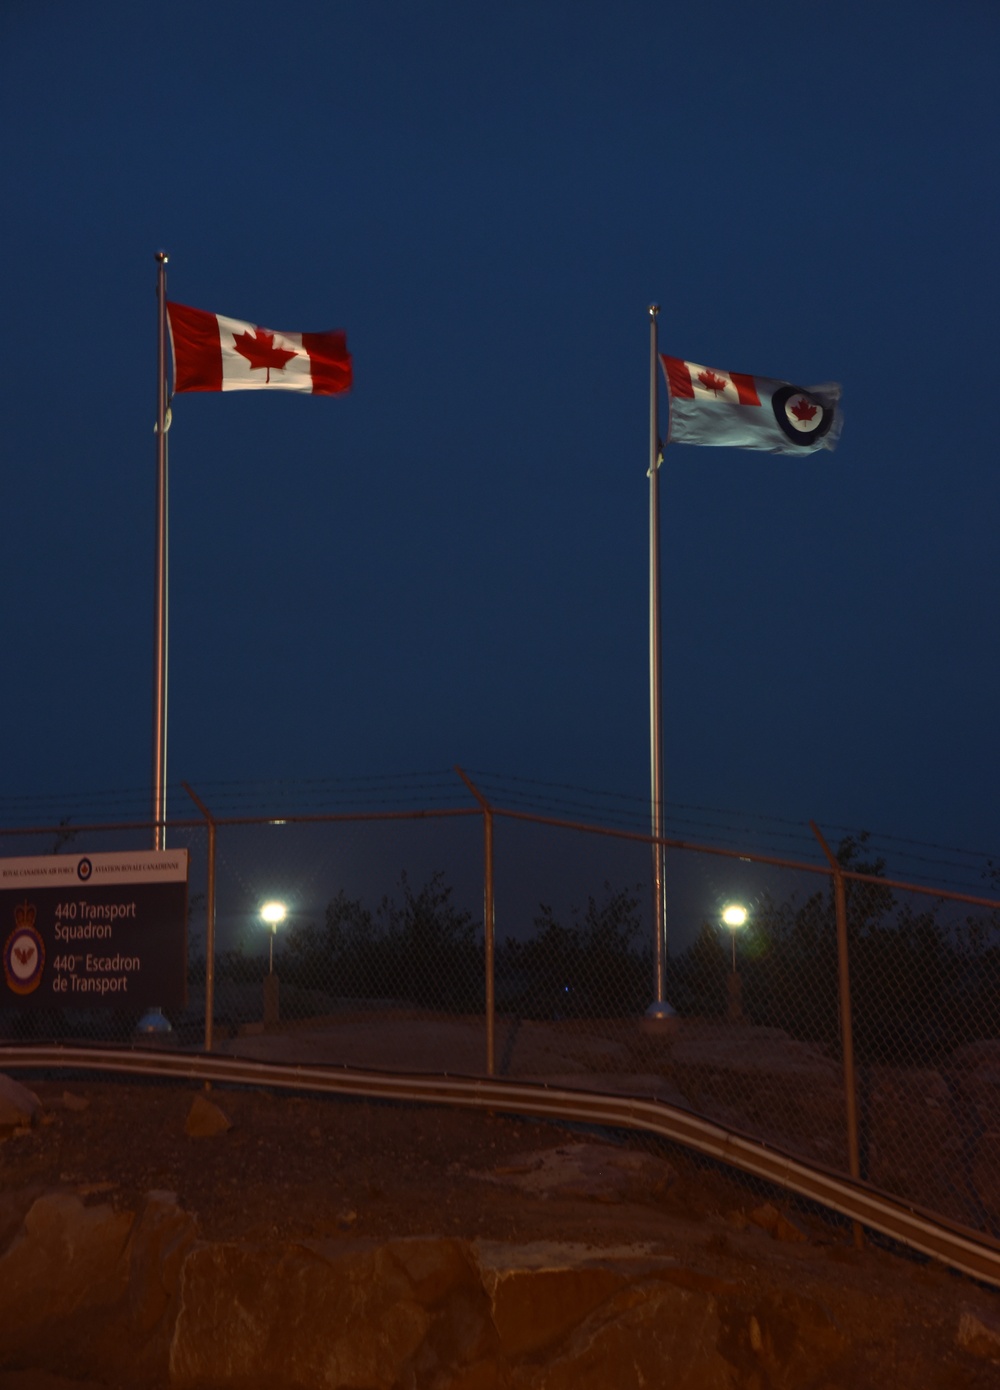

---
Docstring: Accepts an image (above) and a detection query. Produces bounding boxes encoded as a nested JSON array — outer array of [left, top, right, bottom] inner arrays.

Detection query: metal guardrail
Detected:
[[4, 1043, 1000, 1290]]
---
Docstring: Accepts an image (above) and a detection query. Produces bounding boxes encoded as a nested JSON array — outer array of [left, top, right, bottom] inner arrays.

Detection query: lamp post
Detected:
[[260, 900, 286, 1026], [721, 903, 748, 1023]]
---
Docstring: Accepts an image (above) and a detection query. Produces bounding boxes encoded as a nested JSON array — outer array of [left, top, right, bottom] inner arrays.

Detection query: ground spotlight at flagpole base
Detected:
[[135, 1007, 172, 1036]]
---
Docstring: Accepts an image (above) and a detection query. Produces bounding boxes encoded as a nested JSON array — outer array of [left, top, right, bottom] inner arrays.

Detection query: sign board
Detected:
[[0, 850, 188, 1009]]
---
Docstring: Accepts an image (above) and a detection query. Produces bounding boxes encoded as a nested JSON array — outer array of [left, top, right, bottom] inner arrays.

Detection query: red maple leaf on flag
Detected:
[[697, 369, 729, 396], [789, 396, 818, 423], [232, 327, 298, 383]]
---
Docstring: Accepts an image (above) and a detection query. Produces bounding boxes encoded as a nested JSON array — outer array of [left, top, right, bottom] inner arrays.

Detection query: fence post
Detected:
[[183, 783, 217, 1055], [455, 767, 495, 1077], [811, 821, 864, 1249], [483, 806, 495, 1076]]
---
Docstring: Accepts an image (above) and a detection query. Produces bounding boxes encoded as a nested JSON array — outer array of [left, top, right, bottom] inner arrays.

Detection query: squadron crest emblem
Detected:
[[3, 900, 45, 995]]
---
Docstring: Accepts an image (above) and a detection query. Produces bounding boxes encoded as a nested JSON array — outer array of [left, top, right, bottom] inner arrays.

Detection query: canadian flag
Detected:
[[661, 357, 761, 407], [167, 301, 352, 396]]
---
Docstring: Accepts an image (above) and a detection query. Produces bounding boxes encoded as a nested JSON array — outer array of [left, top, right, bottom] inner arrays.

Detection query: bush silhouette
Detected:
[[284, 870, 482, 1013]]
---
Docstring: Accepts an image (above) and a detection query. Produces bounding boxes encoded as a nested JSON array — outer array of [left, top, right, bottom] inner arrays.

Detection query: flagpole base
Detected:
[[135, 1006, 173, 1039], [640, 1000, 679, 1039]]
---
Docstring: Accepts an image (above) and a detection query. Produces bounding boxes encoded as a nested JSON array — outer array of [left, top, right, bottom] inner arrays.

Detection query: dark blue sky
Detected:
[[3, 0, 999, 866]]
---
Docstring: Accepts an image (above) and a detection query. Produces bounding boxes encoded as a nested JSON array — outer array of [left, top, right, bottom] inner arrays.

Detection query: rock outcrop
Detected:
[[184, 1093, 233, 1138], [0, 1072, 41, 1128], [0, 1186, 995, 1388]]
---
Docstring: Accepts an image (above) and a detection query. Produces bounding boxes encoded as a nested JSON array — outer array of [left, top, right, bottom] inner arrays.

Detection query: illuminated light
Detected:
[[722, 904, 748, 929], [260, 901, 287, 926]]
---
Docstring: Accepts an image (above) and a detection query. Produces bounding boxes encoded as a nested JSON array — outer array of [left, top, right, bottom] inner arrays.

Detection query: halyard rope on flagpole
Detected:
[[152, 250, 169, 853], [646, 303, 671, 1018]]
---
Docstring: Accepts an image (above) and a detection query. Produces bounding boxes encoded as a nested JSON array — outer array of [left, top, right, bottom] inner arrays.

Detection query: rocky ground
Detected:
[[2, 1068, 1000, 1388]]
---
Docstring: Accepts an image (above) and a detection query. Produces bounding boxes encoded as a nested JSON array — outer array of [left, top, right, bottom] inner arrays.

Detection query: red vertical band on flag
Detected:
[[731, 372, 761, 406], [659, 354, 694, 399], [302, 331, 353, 396], [166, 302, 223, 393]]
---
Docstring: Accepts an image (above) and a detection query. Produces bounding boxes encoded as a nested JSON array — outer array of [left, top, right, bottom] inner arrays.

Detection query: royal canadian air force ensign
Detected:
[[660, 356, 842, 455]]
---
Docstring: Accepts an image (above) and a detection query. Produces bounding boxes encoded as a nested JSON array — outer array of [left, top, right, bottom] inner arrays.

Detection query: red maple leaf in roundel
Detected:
[[697, 369, 729, 397], [789, 395, 819, 423], [232, 327, 298, 383]]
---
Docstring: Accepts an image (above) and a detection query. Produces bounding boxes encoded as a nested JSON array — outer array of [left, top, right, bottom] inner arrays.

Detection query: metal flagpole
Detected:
[[152, 250, 169, 851], [646, 303, 672, 1023]]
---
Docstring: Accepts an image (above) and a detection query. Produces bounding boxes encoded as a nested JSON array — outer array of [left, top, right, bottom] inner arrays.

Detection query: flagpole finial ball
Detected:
[[155, 249, 169, 264], [648, 303, 659, 318]]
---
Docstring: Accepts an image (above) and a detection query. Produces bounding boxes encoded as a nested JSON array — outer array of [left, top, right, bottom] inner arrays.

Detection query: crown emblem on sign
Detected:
[[14, 900, 36, 930]]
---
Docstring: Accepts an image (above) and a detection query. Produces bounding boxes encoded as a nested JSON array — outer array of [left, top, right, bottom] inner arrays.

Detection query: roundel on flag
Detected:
[[771, 386, 834, 447]]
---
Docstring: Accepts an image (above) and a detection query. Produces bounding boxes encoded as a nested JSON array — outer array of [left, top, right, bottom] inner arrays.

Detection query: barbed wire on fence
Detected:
[[3, 768, 997, 893]]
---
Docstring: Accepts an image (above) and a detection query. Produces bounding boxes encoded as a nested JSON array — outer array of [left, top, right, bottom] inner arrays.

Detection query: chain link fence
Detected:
[[3, 782, 1000, 1240]]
